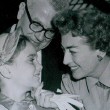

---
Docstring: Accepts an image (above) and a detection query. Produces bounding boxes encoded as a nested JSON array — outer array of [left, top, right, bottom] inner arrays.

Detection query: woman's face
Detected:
[[10, 41, 42, 90], [61, 32, 100, 79]]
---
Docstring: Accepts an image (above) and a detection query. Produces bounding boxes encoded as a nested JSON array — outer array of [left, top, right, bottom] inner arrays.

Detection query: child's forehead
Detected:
[[18, 42, 37, 57]]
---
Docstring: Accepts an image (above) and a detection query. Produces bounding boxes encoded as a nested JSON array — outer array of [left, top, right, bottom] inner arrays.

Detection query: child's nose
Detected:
[[36, 61, 43, 72]]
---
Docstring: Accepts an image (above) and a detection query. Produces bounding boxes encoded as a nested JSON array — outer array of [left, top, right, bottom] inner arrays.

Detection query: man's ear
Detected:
[[17, 2, 26, 20], [0, 65, 12, 79]]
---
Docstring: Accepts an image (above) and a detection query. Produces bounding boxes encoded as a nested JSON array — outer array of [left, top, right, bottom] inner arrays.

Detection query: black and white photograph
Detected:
[[0, 0, 110, 110]]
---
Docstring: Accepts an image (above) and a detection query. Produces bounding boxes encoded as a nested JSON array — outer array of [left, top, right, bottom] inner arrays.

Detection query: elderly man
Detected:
[[14, 0, 70, 50]]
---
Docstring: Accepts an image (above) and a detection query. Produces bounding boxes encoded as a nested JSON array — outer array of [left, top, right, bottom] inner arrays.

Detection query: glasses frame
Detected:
[[25, 0, 55, 39]]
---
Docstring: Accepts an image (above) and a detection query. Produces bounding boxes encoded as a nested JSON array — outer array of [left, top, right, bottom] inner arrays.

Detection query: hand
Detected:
[[34, 83, 58, 109], [50, 94, 83, 110], [34, 83, 83, 110]]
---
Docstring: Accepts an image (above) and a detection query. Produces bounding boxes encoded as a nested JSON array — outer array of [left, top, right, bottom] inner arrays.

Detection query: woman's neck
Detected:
[[91, 55, 110, 79]]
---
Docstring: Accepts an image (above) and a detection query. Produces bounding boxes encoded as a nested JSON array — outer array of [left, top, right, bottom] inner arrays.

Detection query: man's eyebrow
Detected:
[[33, 18, 42, 24], [33, 17, 53, 29], [67, 46, 78, 49]]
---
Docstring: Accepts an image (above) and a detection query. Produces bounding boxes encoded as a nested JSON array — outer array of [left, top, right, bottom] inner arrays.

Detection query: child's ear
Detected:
[[0, 65, 12, 79]]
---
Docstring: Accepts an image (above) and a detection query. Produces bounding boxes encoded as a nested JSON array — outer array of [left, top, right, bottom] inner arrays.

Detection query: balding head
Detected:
[[27, 0, 71, 12], [46, 0, 70, 11]]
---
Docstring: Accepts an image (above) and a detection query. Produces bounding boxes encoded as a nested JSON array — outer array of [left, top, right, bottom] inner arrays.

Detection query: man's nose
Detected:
[[34, 31, 45, 42], [63, 50, 73, 65]]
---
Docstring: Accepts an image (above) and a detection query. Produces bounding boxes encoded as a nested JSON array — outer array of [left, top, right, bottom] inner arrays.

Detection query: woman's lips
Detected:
[[70, 66, 79, 71]]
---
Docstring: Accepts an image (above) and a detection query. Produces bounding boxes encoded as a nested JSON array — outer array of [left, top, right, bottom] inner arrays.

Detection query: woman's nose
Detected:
[[63, 50, 73, 65]]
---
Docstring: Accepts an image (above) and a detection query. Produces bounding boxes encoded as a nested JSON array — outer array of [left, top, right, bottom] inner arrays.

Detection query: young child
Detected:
[[0, 28, 83, 110], [0, 28, 54, 110]]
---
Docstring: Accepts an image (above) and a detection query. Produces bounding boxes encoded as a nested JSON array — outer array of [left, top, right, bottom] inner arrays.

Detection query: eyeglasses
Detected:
[[25, 0, 55, 40]]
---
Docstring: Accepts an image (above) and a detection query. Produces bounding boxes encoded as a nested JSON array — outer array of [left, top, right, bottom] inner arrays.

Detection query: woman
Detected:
[[52, 7, 110, 110]]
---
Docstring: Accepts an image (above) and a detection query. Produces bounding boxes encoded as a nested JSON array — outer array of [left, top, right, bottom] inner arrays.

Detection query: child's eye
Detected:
[[30, 58, 34, 61], [27, 55, 37, 64], [29, 58, 35, 63]]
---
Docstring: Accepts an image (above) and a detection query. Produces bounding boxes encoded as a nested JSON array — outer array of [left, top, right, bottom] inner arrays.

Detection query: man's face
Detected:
[[18, 0, 56, 50], [61, 32, 100, 79], [10, 41, 42, 90]]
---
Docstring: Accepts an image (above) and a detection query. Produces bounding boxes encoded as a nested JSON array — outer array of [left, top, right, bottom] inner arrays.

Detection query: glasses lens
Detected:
[[45, 30, 55, 39], [30, 22, 43, 32]]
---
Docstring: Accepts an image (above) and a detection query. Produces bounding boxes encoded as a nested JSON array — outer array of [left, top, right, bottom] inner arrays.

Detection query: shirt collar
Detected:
[[99, 60, 110, 87], [86, 56, 110, 90], [0, 92, 34, 110], [86, 77, 98, 92], [0, 92, 14, 109]]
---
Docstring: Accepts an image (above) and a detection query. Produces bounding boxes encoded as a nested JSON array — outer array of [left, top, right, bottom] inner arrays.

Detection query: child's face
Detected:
[[10, 41, 42, 90]]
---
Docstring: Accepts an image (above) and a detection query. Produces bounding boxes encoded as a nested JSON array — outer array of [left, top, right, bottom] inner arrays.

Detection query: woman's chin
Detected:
[[72, 70, 84, 80]]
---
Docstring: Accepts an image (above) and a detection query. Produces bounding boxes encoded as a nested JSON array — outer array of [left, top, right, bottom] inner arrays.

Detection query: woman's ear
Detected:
[[96, 50, 106, 61], [0, 65, 12, 79], [17, 2, 26, 20]]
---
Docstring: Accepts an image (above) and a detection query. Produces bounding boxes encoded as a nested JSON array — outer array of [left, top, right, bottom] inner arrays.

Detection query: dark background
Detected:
[[0, 0, 23, 33]]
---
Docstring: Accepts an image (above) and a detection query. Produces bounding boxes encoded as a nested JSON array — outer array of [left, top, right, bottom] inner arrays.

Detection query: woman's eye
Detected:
[[70, 51, 77, 55]]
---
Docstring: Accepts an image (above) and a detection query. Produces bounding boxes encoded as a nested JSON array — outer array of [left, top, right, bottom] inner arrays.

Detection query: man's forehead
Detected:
[[32, 0, 70, 10], [30, 0, 57, 28]]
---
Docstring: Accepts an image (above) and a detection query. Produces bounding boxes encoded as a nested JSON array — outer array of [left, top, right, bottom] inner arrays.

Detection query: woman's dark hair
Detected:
[[52, 8, 110, 56]]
